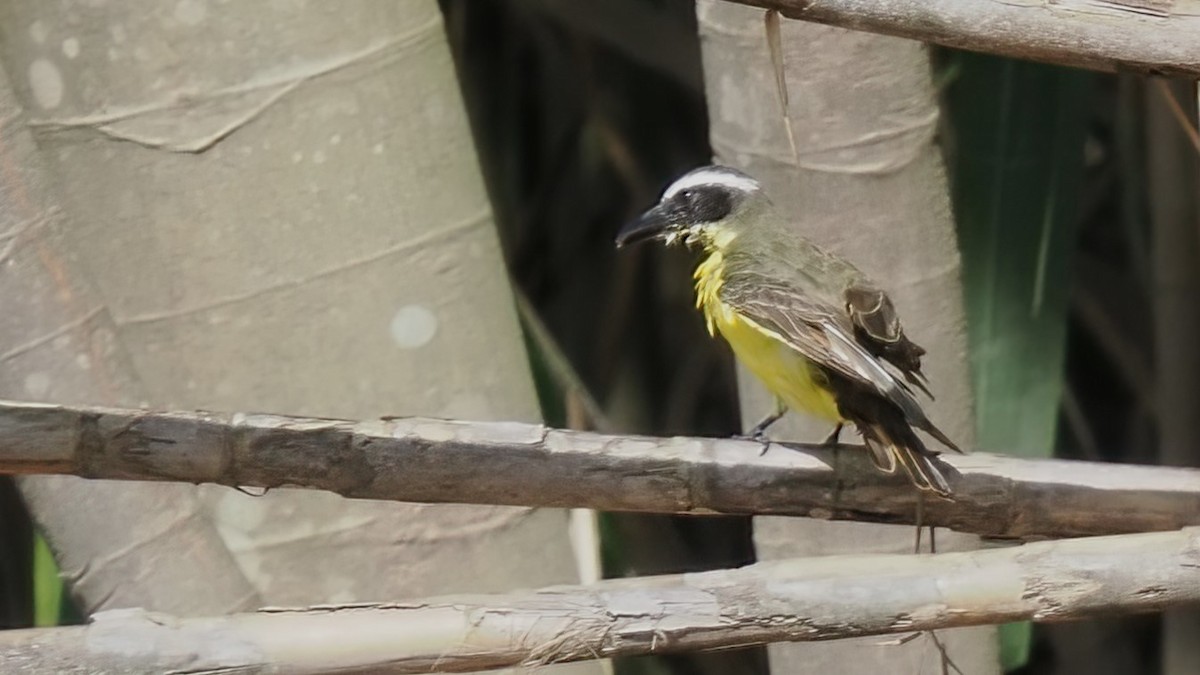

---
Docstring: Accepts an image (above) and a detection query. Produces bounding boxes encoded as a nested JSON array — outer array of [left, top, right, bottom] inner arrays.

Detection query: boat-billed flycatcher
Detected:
[[616, 165, 962, 497]]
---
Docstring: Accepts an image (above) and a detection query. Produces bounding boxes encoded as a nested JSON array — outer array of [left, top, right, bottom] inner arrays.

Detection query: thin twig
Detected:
[[1154, 78, 1200, 155], [929, 630, 965, 675]]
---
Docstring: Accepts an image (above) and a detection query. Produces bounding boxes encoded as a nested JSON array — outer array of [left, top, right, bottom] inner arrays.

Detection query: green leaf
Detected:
[[945, 52, 1093, 458], [32, 533, 62, 627], [941, 51, 1094, 670], [998, 620, 1034, 673]]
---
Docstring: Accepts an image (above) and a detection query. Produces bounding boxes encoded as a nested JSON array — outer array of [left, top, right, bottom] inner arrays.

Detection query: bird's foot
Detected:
[[820, 423, 844, 448], [731, 431, 771, 456]]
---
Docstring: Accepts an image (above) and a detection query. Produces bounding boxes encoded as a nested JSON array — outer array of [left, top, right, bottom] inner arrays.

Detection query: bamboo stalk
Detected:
[[726, 0, 1200, 77], [2, 528, 1197, 674], [1, 400, 1198, 540]]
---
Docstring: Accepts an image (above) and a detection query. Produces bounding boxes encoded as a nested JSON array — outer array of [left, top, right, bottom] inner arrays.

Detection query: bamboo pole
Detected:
[[726, 0, 1200, 77], [2, 528, 1198, 674], [1, 400, 1198, 540]]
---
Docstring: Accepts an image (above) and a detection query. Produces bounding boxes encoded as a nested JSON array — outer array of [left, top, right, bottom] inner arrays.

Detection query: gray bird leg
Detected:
[[747, 398, 787, 438], [734, 399, 787, 455], [820, 422, 844, 447]]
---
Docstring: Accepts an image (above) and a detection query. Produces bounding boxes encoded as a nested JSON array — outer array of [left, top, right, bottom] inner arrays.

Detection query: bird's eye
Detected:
[[680, 189, 696, 202]]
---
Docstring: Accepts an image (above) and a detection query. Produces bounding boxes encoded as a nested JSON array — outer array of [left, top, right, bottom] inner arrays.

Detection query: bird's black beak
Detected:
[[616, 204, 672, 248]]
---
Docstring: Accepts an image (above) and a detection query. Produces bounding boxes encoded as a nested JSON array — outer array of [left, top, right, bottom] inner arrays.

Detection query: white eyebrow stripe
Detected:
[[663, 168, 761, 199]]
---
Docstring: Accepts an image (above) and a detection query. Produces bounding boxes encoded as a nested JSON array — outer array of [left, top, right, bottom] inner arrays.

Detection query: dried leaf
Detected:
[[764, 10, 797, 163]]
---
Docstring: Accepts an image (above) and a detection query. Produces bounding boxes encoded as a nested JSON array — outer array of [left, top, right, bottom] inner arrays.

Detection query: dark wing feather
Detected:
[[844, 284, 933, 399], [857, 415, 953, 497], [720, 271, 961, 455], [720, 274, 923, 420]]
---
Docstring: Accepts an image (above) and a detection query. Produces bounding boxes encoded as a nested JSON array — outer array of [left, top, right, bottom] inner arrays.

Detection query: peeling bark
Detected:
[[2, 400, 1198, 541], [2, 528, 1198, 674], [729, 0, 1200, 77]]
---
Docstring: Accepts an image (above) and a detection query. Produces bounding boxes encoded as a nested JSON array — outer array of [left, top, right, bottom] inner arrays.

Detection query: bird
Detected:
[[615, 165, 963, 497]]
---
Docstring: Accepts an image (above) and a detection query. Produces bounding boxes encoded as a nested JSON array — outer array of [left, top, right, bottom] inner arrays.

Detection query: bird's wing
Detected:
[[843, 283, 933, 398], [719, 271, 929, 426]]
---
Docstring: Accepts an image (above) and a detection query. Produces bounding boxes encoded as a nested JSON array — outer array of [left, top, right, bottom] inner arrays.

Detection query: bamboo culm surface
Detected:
[[1, 527, 1198, 673], [2, 399, 1199, 540], [731, 0, 1200, 77]]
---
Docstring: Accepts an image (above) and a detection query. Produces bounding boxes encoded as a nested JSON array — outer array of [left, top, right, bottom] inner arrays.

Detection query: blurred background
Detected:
[[1, 1, 1196, 674]]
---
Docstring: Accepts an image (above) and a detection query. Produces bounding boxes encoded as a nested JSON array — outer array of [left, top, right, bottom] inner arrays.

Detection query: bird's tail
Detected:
[[857, 419, 953, 498]]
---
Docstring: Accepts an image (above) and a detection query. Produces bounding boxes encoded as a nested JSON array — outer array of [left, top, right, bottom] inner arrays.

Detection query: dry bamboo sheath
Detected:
[[1, 400, 1199, 540], [1, 527, 1198, 673]]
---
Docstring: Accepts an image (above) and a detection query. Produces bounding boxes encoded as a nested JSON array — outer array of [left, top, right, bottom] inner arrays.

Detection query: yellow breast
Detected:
[[694, 251, 842, 423]]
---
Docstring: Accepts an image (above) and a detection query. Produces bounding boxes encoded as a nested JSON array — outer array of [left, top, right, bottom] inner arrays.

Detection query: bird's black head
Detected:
[[616, 166, 761, 249]]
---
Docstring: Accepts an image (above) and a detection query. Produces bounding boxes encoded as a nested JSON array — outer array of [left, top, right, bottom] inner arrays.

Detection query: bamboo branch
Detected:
[[726, 0, 1200, 77], [2, 400, 1198, 540], [3, 528, 1198, 673]]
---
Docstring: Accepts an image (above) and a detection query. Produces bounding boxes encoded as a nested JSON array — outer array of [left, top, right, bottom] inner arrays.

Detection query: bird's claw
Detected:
[[732, 432, 771, 455]]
